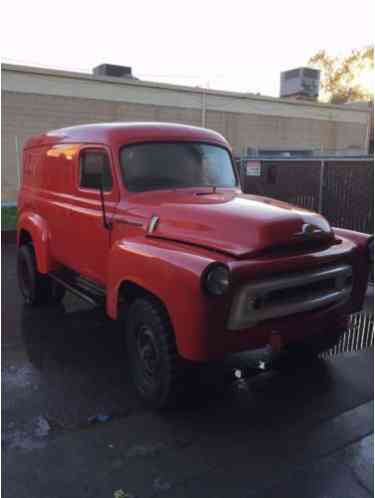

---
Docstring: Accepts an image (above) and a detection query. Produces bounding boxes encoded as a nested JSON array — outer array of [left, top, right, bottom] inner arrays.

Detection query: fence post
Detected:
[[240, 158, 246, 191], [318, 160, 325, 214]]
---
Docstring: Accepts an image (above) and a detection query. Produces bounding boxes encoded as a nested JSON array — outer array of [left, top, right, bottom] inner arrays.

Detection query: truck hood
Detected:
[[128, 189, 333, 258]]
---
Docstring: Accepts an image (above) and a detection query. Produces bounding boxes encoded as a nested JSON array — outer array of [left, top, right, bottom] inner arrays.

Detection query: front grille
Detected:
[[265, 277, 337, 306], [227, 264, 352, 331]]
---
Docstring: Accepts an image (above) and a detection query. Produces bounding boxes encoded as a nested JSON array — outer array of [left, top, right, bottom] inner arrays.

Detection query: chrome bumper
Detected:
[[227, 263, 352, 331]]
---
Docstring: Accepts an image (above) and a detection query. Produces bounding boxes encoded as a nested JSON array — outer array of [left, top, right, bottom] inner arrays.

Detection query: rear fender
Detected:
[[17, 211, 53, 273]]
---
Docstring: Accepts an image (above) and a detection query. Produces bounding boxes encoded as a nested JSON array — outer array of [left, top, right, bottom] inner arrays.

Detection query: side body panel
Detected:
[[17, 142, 121, 284], [17, 144, 80, 272]]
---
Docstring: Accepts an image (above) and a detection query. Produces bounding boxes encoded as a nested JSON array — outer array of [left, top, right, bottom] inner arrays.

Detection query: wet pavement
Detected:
[[2, 244, 374, 498]]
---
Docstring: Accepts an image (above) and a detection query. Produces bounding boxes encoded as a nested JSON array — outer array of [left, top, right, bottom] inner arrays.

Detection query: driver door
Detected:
[[68, 145, 119, 284]]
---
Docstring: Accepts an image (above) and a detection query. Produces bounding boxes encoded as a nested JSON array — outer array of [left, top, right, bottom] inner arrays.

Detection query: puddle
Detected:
[[44, 407, 133, 432], [3, 416, 51, 452], [153, 477, 172, 492], [34, 415, 51, 437], [2, 364, 40, 389], [125, 442, 168, 458]]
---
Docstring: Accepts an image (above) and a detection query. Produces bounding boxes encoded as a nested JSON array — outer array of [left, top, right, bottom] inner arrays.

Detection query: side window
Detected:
[[80, 149, 113, 191]]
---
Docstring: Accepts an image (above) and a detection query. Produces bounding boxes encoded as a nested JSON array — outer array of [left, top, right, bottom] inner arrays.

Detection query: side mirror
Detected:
[[99, 168, 112, 230]]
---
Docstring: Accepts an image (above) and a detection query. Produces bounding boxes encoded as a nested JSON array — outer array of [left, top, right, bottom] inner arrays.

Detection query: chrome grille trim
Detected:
[[227, 264, 352, 331]]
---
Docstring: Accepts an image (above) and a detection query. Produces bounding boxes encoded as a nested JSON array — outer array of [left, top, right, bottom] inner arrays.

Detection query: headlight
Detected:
[[368, 237, 374, 263], [202, 263, 230, 296]]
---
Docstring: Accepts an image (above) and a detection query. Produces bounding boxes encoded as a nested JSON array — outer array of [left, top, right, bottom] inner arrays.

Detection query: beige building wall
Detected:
[[1, 64, 371, 203]]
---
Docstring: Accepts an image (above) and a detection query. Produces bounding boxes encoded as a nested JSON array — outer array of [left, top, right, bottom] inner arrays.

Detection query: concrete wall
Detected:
[[1, 64, 371, 203]]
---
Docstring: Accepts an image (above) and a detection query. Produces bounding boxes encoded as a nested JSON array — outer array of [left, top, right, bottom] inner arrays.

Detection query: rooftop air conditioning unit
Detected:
[[280, 67, 320, 99], [93, 64, 133, 79]]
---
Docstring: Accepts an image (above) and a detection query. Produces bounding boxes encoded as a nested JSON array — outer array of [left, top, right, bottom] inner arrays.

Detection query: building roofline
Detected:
[[1, 62, 371, 114]]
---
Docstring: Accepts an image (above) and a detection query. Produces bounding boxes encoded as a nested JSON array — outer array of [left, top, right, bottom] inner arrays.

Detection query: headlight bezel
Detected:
[[202, 262, 231, 296]]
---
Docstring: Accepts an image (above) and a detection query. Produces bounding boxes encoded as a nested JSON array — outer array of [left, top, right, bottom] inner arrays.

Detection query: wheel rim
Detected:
[[134, 324, 161, 394]]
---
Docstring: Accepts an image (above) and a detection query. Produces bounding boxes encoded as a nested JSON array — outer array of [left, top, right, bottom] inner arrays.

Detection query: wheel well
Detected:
[[119, 280, 170, 317], [19, 229, 32, 247]]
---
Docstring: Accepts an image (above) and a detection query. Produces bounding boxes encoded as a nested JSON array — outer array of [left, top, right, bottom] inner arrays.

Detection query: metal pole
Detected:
[[364, 105, 371, 154], [318, 160, 325, 214]]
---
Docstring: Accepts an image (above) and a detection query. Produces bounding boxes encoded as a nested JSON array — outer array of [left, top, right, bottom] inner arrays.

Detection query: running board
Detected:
[[48, 272, 106, 307]]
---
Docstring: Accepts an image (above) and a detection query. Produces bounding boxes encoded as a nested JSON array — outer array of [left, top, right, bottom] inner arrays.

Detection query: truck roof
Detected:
[[24, 122, 230, 150]]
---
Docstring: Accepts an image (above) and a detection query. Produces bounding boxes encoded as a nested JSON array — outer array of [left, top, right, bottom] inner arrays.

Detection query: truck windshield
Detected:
[[120, 142, 237, 192]]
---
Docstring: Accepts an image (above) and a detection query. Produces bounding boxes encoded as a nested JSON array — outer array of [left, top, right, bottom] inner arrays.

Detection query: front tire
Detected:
[[126, 297, 188, 409], [17, 244, 65, 306]]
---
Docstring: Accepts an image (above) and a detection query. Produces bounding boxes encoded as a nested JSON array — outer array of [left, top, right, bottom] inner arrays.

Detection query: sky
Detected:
[[1, 0, 374, 97]]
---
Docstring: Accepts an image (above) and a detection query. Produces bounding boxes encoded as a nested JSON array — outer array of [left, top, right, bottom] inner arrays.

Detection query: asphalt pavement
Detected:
[[2, 244, 374, 498]]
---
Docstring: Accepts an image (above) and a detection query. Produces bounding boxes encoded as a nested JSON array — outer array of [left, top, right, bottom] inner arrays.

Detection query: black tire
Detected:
[[126, 297, 189, 409], [17, 244, 65, 306]]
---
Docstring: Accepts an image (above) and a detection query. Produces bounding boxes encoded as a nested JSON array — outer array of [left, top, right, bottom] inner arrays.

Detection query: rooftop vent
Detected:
[[280, 67, 320, 100], [93, 64, 133, 79]]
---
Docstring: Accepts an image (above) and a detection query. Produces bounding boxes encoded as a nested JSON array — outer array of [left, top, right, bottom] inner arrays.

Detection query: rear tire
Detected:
[[17, 244, 65, 306], [126, 297, 190, 409]]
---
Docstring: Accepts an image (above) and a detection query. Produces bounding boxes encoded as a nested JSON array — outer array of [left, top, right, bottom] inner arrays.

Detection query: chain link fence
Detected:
[[238, 156, 374, 355], [239, 157, 374, 234]]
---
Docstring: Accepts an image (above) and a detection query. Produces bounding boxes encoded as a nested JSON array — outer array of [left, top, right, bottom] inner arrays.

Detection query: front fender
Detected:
[[106, 237, 221, 360], [333, 227, 372, 313], [17, 211, 53, 273]]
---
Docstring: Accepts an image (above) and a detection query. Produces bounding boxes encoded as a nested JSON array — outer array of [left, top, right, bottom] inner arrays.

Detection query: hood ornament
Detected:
[[294, 223, 325, 239], [303, 223, 323, 235]]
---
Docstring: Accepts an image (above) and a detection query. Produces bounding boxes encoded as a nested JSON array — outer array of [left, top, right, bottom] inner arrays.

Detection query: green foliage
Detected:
[[308, 46, 374, 104], [1, 207, 17, 231]]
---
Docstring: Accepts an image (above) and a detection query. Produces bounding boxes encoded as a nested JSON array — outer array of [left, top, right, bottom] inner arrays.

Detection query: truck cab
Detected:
[[17, 122, 373, 408]]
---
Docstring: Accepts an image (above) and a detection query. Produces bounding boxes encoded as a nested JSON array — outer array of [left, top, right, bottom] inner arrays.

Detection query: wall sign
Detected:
[[246, 160, 261, 176]]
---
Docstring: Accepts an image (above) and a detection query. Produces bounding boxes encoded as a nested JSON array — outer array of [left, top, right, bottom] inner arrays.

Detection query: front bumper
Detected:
[[200, 301, 351, 361]]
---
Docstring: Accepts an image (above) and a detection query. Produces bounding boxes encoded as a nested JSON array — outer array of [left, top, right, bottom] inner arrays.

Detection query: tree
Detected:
[[308, 46, 374, 104]]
